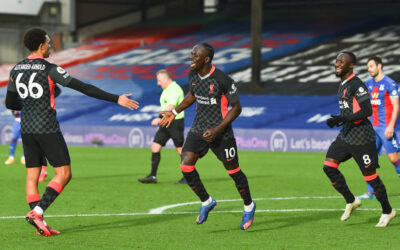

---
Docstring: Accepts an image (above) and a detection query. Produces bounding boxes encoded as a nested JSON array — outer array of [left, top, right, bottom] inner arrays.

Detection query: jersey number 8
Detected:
[[16, 72, 43, 99]]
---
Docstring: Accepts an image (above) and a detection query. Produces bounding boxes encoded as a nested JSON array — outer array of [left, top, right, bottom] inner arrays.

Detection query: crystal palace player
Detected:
[[357, 56, 400, 199], [324, 51, 396, 227], [6, 28, 139, 236], [160, 43, 255, 230]]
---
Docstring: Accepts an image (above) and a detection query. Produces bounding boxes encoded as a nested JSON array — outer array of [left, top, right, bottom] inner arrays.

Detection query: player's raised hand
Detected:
[[118, 94, 139, 110], [160, 111, 175, 128]]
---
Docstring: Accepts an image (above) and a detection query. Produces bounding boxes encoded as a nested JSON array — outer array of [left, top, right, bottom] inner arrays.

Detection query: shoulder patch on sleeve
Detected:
[[57, 67, 66, 74]]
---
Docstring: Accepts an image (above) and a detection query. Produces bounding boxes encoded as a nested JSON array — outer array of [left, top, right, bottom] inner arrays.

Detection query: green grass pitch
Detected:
[[0, 145, 399, 249]]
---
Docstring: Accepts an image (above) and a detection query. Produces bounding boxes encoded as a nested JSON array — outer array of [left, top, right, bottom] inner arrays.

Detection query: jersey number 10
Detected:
[[16, 72, 43, 99]]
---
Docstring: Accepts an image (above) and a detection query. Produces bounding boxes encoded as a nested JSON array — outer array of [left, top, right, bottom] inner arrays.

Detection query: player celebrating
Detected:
[[357, 56, 400, 199], [6, 27, 139, 236], [160, 43, 256, 230], [324, 51, 396, 227]]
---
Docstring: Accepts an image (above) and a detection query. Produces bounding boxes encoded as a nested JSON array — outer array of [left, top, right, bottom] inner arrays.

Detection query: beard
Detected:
[[370, 71, 378, 77]]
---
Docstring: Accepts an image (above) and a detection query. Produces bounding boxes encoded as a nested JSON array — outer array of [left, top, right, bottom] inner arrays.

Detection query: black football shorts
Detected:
[[22, 132, 71, 168], [326, 136, 379, 172], [153, 118, 184, 147], [182, 131, 239, 165]]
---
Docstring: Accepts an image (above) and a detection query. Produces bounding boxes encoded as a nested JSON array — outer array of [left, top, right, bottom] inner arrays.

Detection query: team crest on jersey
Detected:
[[209, 84, 215, 94], [380, 84, 384, 91], [342, 88, 347, 98]]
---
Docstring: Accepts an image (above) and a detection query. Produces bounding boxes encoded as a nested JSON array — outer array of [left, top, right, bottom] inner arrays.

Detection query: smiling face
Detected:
[[190, 44, 210, 72], [334, 53, 353, 79]]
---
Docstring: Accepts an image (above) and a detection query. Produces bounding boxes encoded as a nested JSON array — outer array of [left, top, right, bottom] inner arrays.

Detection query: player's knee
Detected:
[[181, 152, 196, 165], [388, 154, 398, 163], [26, 177, 39, 185], [151, 142, 162, 153]]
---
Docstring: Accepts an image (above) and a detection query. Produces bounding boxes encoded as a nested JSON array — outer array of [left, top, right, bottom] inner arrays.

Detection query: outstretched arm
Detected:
[[67, 78, 139, 110], [203, 101, 242, 142], [160, 92, 196, 127]]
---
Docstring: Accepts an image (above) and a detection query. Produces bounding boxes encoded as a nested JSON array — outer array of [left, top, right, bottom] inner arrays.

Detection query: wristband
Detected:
[[158, 114, 163, 118], [172, 109, 178, 116]]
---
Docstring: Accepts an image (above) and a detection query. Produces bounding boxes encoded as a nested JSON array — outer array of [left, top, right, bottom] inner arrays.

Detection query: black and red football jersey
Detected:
[[188, 65, 239, 139], [337, 73, 375, 145], [7, 55, 72, 134]]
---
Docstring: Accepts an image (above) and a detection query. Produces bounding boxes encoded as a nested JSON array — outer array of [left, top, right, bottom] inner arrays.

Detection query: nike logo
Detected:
[[192, 83, 196, 85], [365, 164, 371, 168], [226, 158, 234, 162]]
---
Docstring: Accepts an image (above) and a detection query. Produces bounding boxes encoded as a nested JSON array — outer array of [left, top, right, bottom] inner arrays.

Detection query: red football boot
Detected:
[[26, 210, 51, 236]]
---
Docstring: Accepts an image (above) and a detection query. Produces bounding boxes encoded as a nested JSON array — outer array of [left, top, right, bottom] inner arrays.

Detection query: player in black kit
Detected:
[[6, 28, 139, 236], [324, 51, 396, 227], [160, 43, 255, 230]]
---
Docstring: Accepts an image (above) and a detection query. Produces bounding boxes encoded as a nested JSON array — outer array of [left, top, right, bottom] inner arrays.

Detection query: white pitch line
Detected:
[[0, 195, 393, 220], [0, 208, 386, 220], [148, 196, 343, 214]]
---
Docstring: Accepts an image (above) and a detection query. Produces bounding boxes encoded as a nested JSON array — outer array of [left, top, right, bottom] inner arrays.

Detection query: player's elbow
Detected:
[[5, 98, 21, 110], [237, 104, 242, 115], [5, 99, 12, 109], [233, 103, 242, 116]]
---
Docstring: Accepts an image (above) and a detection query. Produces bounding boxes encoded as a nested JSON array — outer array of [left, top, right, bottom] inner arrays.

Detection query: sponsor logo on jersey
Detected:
[[371, 92, 379, 99], [371, 99, 381, 105], [195, 94, 213, 105], [339, 100, 349, 109]]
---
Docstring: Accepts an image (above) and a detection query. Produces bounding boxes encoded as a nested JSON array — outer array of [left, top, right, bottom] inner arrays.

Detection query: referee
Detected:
[[138, 69, 186, 184]]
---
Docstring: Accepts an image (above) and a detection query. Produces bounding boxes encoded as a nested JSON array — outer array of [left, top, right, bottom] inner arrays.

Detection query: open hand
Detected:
[[160, 111, 175, 128], [118, 94, 139, 110]]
